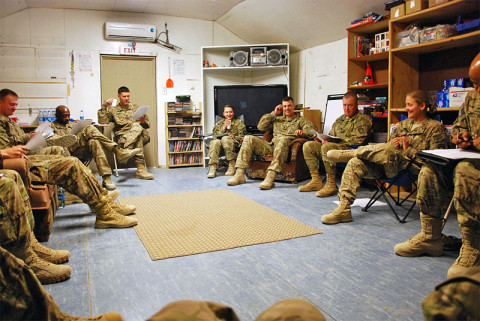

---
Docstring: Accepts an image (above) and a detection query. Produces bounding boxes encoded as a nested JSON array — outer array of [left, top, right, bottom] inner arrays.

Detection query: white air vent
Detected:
[[105, 22, 156, 42]]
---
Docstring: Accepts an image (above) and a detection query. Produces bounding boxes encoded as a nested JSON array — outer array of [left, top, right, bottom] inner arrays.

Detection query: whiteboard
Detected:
[[323, 94, 344, 135]]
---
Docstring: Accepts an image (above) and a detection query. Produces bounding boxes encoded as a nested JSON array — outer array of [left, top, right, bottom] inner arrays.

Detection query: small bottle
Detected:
[[58, 187, 65, 208], [52, 109, 56, 122], [39, 110, 44, 123], [80, 109, 85, 120], [47, 110, 52, 122]]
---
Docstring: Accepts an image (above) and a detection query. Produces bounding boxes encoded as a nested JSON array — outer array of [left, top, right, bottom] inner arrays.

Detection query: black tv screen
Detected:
[[214, 85, 288, 133]]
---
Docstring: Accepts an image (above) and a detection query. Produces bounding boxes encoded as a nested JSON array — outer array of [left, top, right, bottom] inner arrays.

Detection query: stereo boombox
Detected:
[[229, 47, 288, 67]]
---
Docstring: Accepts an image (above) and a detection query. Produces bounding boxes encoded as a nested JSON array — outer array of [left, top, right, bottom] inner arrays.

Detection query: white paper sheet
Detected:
[[334, 198, 386, 207], [34, 121, 51, 133], [25, 134, 47, 152], [420, 149, 480, 160], [131, 106, 150, 120], [70, 120, 93, 136]]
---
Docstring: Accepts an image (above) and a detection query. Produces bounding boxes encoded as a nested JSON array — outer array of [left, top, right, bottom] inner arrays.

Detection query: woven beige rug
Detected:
[[118, 189, 322, 260]]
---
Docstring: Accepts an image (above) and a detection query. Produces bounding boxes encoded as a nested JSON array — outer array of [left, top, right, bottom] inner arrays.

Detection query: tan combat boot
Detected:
[[447, 225, 480, 278], [259, 170, 277, 190], [207, 165, 217, 178], [115, 147, 141, 164], [394, 213, 443, 257], [321, 198, 353, 225], [298, 170, 323, 192], [225, 160, 236, 176], [108, 189, 120, 202], [227, 168, 246, 186], [326, 149, 358, 162], [59, 311, 124, 321], [316, 174, 338, 197], [109, 201, 136, 216], [93, 200, 138, 228], [31, 231, 70, 264], [136, 163, 154, 180], [46, 134, 77, 148], [102, 175, 116, 191], [13, 242, 72, 284]]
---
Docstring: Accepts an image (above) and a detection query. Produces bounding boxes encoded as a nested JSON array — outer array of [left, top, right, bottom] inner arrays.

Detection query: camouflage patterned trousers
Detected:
[[72, 125, 119, 176], [418, 160, 479, 225], [0, 170, 33, 257], [31, 146, 70, 157], [116, 123, 150, 164], [338, 143, 409, 203], [0, 246, 62, 320], [27, 155, 108, 208], [235, 135, 292, 173], [208, 136, 238, 165], [303, 141, 347, 176]]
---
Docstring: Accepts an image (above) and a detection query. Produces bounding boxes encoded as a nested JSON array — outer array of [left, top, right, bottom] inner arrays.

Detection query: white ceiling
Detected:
[[1, 0, 387, 52]]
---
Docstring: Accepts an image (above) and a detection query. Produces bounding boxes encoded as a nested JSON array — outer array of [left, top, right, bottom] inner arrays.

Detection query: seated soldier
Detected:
[[0, 88, 76, 156], [0, 170, 72, 284], [207, 104, 246, 178], [299, 92, 372, 197], [323, 90, 447, 225], [395, 53, 480, 277], [98, 86, 154, 180], [51, 105, 140, 190], [227, 96, 316, 190], [0, 145, 138, 228]]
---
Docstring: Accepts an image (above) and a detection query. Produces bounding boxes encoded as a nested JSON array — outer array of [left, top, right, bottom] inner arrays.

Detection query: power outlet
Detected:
[[162, 87, 167, 95]]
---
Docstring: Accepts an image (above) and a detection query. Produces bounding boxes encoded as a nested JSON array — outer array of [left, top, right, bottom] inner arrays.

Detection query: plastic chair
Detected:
[[361, 159, 419, 223]]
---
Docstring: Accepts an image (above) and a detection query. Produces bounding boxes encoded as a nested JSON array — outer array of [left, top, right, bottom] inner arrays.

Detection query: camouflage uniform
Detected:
[[235, 112, 316, 172], [208, 118, 246, 165], [339, 118, 446, 204], [0, 246, 62, 320], [50, 121, 117, 177], [0, 170, 34, 255], [0, 114, 68, 156], [417, 92, 480, 223], [303, 111, 372, 176], [422, 268, 480, 321], [98, 102, 150, 164]]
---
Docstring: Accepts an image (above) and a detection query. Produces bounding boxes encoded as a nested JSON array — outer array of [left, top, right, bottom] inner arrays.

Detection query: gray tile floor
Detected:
[[42, 167, 460, 321]]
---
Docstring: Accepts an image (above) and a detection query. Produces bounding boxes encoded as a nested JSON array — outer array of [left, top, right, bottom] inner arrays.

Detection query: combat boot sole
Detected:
[[394, 237, 443, 257], [117, 148, 141, 164], [95, 214, 138, 228], [316, 186, 338, 197], [298, 181, 323, 192], [102, 180, 116, 191], [227, 175, 246, 186], [259, 181, 275, 190], [321, 210, 353, 225], [46, 134, 77, 148], [136, 172, 154, 180]]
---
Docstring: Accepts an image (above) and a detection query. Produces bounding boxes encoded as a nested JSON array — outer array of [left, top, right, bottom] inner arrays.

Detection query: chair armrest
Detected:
[[263, 131, 273, 142], [290, 138, 308, 160]]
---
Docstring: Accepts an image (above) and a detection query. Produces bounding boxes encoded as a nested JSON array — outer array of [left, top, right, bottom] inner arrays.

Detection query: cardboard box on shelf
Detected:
[[392, 3, 406, 18], [448, 87, 474, 108], [405, 0, 428, 14], [428, 0, 450, 7]]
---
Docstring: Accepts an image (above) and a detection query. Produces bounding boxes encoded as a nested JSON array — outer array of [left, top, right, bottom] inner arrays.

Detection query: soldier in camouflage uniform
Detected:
[[0, 89, 76, 156], [227, 96, 316, 190], [0, 169, 72, 284], [207, 105, 246, 178], [1, 145, 138, 228], [299, 92, 372, 197], [395, 54, 480, 278], [51, 105, 139, 190], [0, 246, 123, 320], [323, 90, 447, 225], [98, 86, 154, 180], [422, 267, 480, 321]]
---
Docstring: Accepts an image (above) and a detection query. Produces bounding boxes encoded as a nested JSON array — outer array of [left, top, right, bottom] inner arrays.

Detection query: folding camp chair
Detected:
[[361, 158, 419, 223]]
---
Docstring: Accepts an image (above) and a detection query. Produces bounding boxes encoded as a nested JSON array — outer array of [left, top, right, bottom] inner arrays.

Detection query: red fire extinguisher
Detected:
[[363, 62, 375, 85]]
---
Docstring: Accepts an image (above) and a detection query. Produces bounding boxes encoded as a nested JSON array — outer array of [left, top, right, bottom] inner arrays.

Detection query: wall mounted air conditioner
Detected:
[[105, 22, 156, 42]]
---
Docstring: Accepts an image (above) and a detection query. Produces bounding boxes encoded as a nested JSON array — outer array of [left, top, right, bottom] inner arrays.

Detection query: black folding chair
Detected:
[[362, 159, 419, 223]]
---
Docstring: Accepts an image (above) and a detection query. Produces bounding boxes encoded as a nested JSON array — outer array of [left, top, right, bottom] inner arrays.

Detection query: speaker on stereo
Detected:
[[267, 49, 288, 66], [229, 51, 249, 67]]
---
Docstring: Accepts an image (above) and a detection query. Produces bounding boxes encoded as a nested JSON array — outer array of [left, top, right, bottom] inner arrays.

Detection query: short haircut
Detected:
[[0, 88, 18, 100], [343, 91, 358, 104], [282, 96, 294, 103], [118, 86, 130, 94], [224, 105, 234, 112]]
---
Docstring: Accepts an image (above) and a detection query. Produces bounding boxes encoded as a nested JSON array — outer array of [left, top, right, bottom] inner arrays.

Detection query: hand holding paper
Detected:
[[70, 120, 93, 136], [131, 106, 150, 121]]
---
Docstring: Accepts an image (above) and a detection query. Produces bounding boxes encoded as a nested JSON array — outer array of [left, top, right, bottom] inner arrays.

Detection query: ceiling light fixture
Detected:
[[155, 23, 182, 53]]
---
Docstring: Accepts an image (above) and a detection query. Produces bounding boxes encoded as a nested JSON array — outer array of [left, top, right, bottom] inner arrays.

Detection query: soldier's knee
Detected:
[[0, 169, 22, 182]]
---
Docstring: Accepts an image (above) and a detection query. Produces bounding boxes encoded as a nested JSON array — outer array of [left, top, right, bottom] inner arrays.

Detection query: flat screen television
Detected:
[[214, 84, 289, 133]]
